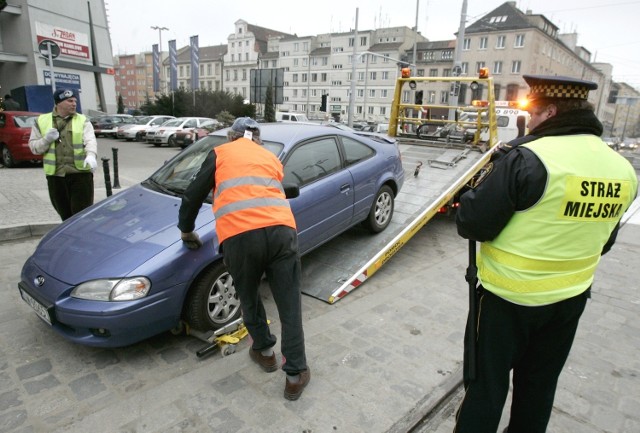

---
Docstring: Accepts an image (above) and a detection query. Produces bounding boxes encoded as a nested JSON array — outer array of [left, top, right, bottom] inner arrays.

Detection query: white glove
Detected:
[[83, 154, 98, 173], [44, 128, 59, 144]]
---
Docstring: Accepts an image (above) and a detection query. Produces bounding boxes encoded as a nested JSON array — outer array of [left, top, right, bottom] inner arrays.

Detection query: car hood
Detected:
[[30, 184, 199, 284]]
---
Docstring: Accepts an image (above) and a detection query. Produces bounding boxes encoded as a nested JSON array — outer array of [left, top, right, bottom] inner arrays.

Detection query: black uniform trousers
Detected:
[[46, 173, 94, 221], [221, 225, 307, 375], [454, 287, 589, 433]]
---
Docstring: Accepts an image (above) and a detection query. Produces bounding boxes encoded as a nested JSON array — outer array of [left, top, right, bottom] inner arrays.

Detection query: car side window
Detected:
[[283, 137, 341, 187], [184, 120, 196, 128], [341, 136, 374, 166]]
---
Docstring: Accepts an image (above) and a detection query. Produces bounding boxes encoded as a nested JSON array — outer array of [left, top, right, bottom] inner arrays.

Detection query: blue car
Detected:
[[18, 123, 405, 347]]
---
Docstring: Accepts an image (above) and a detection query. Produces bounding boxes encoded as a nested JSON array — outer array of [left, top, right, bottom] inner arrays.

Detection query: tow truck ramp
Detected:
[[301, 143, 495, 303]]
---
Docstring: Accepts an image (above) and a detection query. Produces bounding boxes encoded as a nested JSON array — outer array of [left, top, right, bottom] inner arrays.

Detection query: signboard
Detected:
[[331, 105, 341, 113], [42, 71, 83, 112], [38, 39, 60, 59], [36, 21, 90, 60], [249, 68, 284, 104]]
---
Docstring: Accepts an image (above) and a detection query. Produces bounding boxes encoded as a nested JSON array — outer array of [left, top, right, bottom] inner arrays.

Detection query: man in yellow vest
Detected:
[[454, 75, 638, 433], [28, 88, 98, 221], [177, 117, 310, 400]]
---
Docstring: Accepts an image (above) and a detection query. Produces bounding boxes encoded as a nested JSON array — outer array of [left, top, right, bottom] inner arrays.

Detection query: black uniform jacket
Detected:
[[455, 109, 618, 255]]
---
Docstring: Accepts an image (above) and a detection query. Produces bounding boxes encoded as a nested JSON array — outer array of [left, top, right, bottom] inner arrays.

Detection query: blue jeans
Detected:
[[222, 225, 307, 374]]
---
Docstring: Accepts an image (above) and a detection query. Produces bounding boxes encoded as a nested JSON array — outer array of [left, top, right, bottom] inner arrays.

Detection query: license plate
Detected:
[[19, 288, 52, 326]]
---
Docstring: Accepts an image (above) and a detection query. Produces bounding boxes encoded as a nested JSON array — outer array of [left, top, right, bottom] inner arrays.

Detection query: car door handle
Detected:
[[340, 184, 351, 193]]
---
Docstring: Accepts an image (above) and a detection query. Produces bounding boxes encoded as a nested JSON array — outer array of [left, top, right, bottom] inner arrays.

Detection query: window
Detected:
[[440, 91, 449, 104], [294, 59, 299, 67], [357, 89, 364, 97], [479, 37, 488, 49], [496, 35, 506, 49], [506, 84, 519, 100], [381, 89, 388, 98], [358, 72, 365, 80], [428, 91, 436, 103], [369, 89, 375, 98], [429, 68, 438, 77], [283, 138, 341, 187], [380, 107, 387, 116], [476, 62, 486, 73], [382, 71, 389, 80], [443, 68, 451, 77], [461, 62, 468, 75], [493, 61, 502, 75], [511, 60, 521, 73], [342, 137, 374, 166], [515, 34, 525, 47], [360, 36, 367, 46], [463, 38, 471, 50], [293, 74, 298, 82], [369, 71, 377, 80], [442, 50, 453, 60]]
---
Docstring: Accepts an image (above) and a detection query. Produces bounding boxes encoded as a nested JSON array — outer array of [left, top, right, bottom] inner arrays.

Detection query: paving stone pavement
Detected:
[[1, 161, 639, 433]]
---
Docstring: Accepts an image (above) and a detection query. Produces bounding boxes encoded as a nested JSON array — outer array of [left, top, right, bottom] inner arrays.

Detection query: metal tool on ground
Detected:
[[190, 317, 249, 359]]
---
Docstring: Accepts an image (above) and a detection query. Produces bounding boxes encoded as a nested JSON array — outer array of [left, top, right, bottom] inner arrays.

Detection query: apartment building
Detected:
[[113, 1, 637, 135]]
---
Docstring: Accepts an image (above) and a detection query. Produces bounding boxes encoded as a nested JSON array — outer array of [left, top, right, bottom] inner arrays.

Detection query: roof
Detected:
[[465, 1, 535, 34]]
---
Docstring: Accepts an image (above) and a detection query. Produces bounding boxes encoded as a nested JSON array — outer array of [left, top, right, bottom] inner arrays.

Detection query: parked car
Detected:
[[116, 115, 175, 141], [0, 111, 42, 167], [91, 114, 134, 138], [18, 123, 405, 347], [145, 117, 213, 147], [175, 119, 221, 148]]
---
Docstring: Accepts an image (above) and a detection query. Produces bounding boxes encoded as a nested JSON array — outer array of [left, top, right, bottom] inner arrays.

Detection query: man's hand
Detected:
[[181, 231, 202, 250], [44, 128, 59, 144], [83, 154, 98, 172]]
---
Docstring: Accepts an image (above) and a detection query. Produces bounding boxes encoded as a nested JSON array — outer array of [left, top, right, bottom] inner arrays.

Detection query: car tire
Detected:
[[363, 185, 394, 233], [168, 135, 176, 147], [184, 261, 242, 332], [1, 144, 16, 168], [135, 132, 143, 142]]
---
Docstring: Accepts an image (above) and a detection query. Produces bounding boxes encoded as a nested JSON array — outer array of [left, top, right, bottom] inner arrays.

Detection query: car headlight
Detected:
[[71, 277, 151, 301], [185, 133, 192, 139]]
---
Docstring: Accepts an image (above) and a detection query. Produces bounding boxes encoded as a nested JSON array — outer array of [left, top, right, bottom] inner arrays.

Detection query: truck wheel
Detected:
[[183, 262, 242, 332], [363, 185, 394, 233]]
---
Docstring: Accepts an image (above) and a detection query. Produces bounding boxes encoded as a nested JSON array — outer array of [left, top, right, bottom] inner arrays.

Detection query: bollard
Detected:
[[101, 157, 112, 197], [111, 147, 121, 188]]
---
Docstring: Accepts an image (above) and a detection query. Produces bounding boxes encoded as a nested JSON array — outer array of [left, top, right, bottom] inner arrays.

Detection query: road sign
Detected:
[[38, 39, 60, 59]]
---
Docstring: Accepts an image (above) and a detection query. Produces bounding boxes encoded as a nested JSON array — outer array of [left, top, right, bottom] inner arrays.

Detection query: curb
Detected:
[[0, 222, 59, 243]]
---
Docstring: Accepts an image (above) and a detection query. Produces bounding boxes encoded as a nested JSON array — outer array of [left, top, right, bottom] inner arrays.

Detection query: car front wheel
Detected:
[[1, 144, 16, 168], [363, 185, 394, 233], [184, 261, 242, 332], [168, 135, 176, 147]]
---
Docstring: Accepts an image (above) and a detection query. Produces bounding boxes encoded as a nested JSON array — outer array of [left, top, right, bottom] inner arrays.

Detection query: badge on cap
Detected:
[[244, 130, 253, 140]]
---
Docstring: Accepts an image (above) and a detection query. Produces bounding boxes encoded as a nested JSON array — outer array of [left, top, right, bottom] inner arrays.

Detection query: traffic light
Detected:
[[415, 90, 423, 105], [320, 94, 328, 112]]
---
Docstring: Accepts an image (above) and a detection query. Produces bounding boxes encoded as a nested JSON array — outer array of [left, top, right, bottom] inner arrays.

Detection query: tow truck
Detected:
[[300, 68, 504, 303]]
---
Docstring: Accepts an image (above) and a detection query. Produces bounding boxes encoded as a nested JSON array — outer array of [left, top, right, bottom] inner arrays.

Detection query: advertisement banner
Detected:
[[152, 44, 160, 93], [169, 39, 177, 91], [36, 21, 90, 61], [190, 35, 199, 90]]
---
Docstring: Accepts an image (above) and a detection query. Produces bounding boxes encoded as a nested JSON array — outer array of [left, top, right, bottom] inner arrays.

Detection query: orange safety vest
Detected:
[[212, 137, 296, 244]]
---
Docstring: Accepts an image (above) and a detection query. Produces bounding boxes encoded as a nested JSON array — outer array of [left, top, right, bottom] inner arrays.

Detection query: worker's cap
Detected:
[[231, 117, 260, 136], [53, 88, 78, 104], [523, 75, 597, 102]]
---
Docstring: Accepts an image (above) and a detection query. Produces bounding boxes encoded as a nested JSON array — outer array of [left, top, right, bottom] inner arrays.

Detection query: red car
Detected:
[[0, 111, 43, 168]]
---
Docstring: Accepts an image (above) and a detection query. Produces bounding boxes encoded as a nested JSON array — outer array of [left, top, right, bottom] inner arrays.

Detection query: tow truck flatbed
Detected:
[[301, 143, 490, 303]]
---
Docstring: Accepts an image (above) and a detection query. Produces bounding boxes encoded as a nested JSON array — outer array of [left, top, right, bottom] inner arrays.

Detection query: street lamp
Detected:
[[151, 26, 169, 93]]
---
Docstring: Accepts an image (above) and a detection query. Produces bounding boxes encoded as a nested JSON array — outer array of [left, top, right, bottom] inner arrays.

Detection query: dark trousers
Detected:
[[454, 288, 589, 433], [46, 173, 94, 221], [222, 225, 307, 375]]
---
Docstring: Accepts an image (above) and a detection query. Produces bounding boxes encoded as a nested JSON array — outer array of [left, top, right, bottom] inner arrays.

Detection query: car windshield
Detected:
[[162, 119, 184, 127], [13, 115, 39, 128], [145, 135, 284, 200], [134, 116, 151, 125]]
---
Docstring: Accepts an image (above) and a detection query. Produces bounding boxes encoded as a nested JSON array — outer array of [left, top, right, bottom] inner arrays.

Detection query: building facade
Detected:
[[0, 0, 116, 114]]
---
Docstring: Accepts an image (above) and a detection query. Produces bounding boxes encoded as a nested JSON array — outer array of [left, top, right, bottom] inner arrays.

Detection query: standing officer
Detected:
[[454, 75, 638, 433], [177, 117, 310, 401], [28, 88, 98, 221]]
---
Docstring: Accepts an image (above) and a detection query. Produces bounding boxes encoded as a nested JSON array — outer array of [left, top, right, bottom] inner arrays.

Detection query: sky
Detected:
[[105, 0, 640, 89]]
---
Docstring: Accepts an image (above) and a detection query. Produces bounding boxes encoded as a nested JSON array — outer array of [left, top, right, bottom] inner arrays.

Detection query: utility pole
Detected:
[[151, 26, 169, 94], [448, 0, 467, 121]]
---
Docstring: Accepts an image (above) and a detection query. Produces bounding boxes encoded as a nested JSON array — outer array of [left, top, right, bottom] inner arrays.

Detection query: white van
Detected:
[[460, 104, 530, 143], [276, 112, 309, 122]]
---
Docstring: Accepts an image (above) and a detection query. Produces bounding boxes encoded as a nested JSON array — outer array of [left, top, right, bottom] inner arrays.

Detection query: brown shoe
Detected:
[[284, 367, 311, 401], [249, 349, 278, 372]]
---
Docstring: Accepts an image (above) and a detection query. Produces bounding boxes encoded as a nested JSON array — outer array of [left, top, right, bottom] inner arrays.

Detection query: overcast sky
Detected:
[[105, 0, 640, 89]]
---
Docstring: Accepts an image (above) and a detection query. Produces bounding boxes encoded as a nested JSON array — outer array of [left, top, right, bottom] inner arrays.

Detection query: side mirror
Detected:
[[283, 183, 300, 199]]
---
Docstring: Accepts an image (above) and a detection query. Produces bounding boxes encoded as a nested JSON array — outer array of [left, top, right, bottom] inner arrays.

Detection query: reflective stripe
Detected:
[[213, 176, 284, 200], [480, 262, 598, 293], [481, 244, 600, 273], [214, 197, 291, 219]]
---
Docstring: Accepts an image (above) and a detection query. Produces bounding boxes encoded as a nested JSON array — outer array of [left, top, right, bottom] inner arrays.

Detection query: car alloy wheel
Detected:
[[1, 145, 16, 168], [364, 185, 394, 233], [184, 261, 242, 331]]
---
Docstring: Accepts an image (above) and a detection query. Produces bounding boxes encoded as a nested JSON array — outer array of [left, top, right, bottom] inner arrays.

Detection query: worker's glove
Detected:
[[181, 231, 202, 250], [44, 128, 59, 144], [83, 154, 98, 173]]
